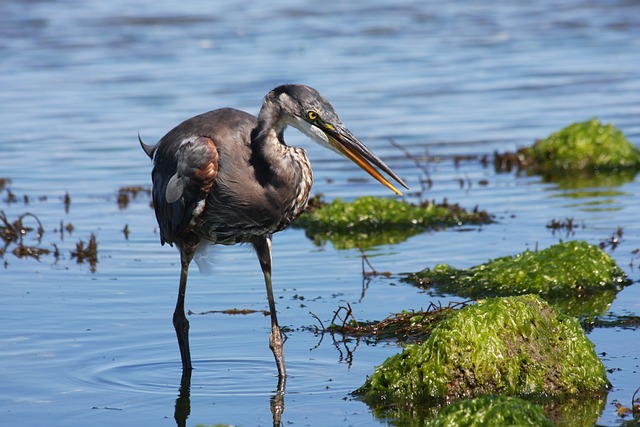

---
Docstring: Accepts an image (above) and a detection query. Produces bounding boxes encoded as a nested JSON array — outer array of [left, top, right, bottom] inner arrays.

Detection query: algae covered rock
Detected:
[[406, 240, 628, 316], [519, 118, 640, 177], [294, 196, 492, 249], [424, 395, 554, 427], [356, 295, 610, 405]]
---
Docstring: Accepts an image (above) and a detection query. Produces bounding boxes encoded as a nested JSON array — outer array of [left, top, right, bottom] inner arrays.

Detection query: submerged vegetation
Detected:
[[1, 210, 55, 264], [0, 182, 156, 271], [294, 195, 492, 249], [405, 240, 629, 317], [0, 209, 99, 271], [70, 233, 98, 272], [356, 295, 610, 423], [117, 185, 151, 209], [0, 180, 142, 271]]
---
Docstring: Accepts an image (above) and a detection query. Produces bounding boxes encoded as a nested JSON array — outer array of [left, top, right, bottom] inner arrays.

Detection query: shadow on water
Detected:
[[174, 370, 286, 427]]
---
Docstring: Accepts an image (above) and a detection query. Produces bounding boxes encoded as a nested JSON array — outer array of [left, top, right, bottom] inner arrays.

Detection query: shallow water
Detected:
[[1, 0, 639, 426]]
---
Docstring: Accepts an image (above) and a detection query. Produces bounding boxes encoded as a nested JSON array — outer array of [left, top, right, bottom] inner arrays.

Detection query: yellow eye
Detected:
[[307, 111, 318, 121]]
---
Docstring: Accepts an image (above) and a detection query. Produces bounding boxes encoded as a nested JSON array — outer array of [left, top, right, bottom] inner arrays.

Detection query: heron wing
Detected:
[[152, 136, 219, 245]]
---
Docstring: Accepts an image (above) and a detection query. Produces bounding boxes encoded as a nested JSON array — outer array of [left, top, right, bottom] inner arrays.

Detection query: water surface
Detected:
[[1, 1, 639, 426]]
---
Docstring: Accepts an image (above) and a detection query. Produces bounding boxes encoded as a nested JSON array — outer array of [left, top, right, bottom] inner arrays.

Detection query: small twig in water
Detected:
[[188, 308, 270, 316], [359, 247, 392, 279], [389, 138, 432, 198], [632, 386, 640, 415]]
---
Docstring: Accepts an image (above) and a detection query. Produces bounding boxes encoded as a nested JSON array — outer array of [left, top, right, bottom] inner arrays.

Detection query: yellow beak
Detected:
[[322, 123, 408, 196]]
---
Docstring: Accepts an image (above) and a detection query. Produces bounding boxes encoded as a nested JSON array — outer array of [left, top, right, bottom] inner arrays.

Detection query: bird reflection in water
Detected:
[[173, 370, 285, 427]]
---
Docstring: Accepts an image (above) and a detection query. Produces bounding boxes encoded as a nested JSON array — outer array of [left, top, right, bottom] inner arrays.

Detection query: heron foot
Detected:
[[269, 323, 286, 378], [174, 310, 192, 371]]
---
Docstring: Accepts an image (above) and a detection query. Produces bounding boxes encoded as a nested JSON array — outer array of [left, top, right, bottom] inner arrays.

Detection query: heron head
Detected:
[[264, 84, 408, 196]]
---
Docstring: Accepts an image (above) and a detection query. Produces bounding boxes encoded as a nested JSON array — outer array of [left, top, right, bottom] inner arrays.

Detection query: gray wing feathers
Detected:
[[152, 135, 219, 245], [165, 137, 216, 204]]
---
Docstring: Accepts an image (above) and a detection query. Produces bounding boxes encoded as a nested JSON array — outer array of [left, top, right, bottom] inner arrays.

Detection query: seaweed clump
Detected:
[[70, 234, 98, 272], [0, 211, 49, 261], [424, 395, 554, 427], [355, 295, 610, 405], [294, 196, 492, 249], [324, 302, 468, 345], [117, 185, 151, 209], [406, 240, 628, 317], [504, 118, 640, 188]]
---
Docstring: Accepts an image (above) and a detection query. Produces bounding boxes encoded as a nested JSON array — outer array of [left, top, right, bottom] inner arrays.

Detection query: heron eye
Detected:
[[307, 111, 318, 121]]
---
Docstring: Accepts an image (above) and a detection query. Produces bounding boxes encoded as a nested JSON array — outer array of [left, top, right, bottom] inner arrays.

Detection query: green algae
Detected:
[[424, 395, 554, 427], [294, 196, 492, 249], [406, 240, 628, 317], [356, 295, 610, 406], [518, 119, 640, 182]]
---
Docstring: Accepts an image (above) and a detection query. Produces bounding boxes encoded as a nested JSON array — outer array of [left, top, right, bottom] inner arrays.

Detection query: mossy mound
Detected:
[[518, 118, 640, 176], [294, 196, 492, 249], [356, 295, 610, 405], [406, 240, 628, 317], [424, 395, 554, 427]]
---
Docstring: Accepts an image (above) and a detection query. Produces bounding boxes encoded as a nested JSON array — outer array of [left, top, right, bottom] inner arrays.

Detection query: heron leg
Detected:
[[175, 241, 197, 371], [254, 235, 286, 379]]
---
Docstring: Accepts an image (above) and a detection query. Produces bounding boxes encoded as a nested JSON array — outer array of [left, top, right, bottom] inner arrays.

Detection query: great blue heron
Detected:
[[140, 84, 408, 378]]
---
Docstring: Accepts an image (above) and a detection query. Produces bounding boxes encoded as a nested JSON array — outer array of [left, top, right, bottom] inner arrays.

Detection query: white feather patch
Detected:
[[289, 116, 341, 155], [165, 173, 183, 203]]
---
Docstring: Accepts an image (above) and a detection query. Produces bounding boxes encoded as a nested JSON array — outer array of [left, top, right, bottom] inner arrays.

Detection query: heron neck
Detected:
[[254, 101, 292, 152], [252, 110, 313, 220], [250, 117, 292, 183]]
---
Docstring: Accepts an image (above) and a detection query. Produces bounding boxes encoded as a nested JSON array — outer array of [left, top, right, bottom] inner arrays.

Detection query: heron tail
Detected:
[[138, 132, 157, 159]]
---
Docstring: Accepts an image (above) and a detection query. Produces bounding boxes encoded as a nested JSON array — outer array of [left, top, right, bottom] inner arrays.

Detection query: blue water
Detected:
[[1, 0, 639, 425]]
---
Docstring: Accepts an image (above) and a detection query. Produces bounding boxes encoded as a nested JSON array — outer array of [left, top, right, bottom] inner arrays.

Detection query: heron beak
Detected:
[[320, 122, 409, 196]]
